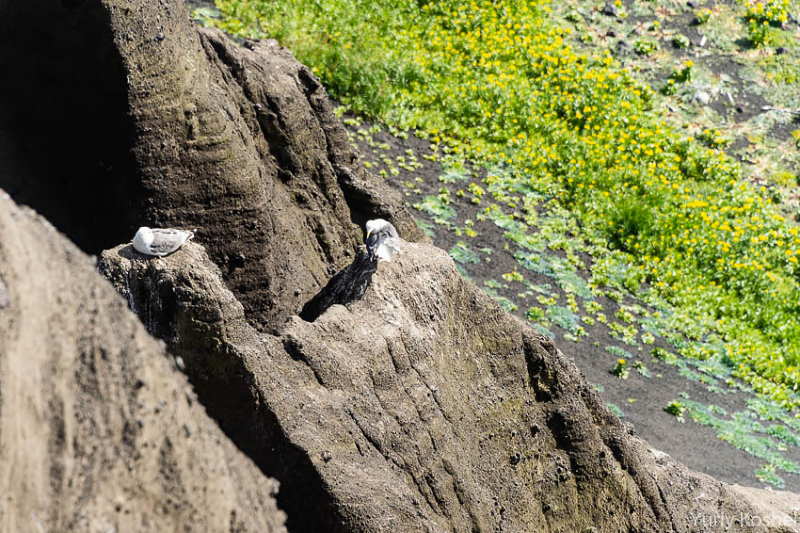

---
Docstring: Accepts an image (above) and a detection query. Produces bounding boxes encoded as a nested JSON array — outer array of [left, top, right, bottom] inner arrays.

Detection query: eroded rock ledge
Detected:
[[100, 238, 800, 533]]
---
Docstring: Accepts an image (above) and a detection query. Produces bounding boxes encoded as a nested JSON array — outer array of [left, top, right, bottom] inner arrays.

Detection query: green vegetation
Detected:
[[449, 242, 480, 265], [606, 402, 625, 418], [695, 8, 712, 25], [606, 345, 633, 359], [415, 190, 455, 224], [611, 358, 630, 379], [745, 0, 791, 25], [672, 34, 690, 49], [674, 394, 800, 488], [665, 400, 687, 422], [207, 0, 800, 411], [634, 361, 652, 378]]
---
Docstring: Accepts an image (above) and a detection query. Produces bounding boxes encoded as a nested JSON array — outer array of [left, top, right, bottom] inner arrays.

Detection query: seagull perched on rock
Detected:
[[132, 227, 194, 257], [365, 218, 400, 263]]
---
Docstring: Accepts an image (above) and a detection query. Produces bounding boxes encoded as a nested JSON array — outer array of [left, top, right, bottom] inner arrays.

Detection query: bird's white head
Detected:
[[366, 218, 389, 238], [133, 226, 154, 247]]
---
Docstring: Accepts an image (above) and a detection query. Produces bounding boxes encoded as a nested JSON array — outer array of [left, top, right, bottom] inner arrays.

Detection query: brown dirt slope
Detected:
[[0, 193, 287, 533], [0, 0, 423, 332], [101, 237, 800, 533]]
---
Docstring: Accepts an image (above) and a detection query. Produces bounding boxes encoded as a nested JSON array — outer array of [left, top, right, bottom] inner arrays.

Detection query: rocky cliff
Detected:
[[99, 239, 800, 533], [0, 194, 287, 533], [0, 0, 423, 331], [1, 0, 800, 531]]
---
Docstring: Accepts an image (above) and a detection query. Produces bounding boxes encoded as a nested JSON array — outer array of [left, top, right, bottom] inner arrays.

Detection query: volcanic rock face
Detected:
[[0, 195, 286, 532], [0, 0, 423, 331], [100, 239, 800, 533], [2, 0, 800, 531]]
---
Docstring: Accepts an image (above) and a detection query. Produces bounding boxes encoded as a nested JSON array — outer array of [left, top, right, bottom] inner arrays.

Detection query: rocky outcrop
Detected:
[[0, 193, 287, 533], [0, 0, 423, 331], [100, 238, 800, 533], [4, 0, 800, 531]]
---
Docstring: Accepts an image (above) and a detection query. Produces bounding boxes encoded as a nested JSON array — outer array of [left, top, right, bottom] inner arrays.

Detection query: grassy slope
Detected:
[[200, 0, 800, 488]]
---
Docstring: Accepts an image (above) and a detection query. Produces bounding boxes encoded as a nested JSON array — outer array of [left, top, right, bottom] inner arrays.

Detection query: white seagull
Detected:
[[365, 219, 400, 263], [132, 227, 194, 257]]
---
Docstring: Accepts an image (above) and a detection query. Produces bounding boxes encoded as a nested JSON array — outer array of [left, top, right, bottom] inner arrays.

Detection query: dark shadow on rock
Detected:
[[98, 242, 347, 533], [0, 0, 146, 254], [299, 247, 377, 322], [116, 244, 138, 260], [188, 349, 346, 533]]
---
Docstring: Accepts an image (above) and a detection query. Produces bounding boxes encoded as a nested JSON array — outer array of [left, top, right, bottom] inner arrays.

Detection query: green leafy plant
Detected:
[[633, 39, 658, 55], [748, 18, 771, 47], [651, 347, 674, 361], [607, 402, 625, 418], [662, 61, 693, 94], [526, 306, 546, 321], [745, 0, 789, 25], [695, 8, 712, 24], [755, 464, 784, 488], [449, 242, 480, 264], [672, 34, 690, 49], [611, 358, 630, 379], [665, 400, 687, 422], [634, 361, 652, 377], [606, 345, 632, 358], [697, 128, 732, 149]]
